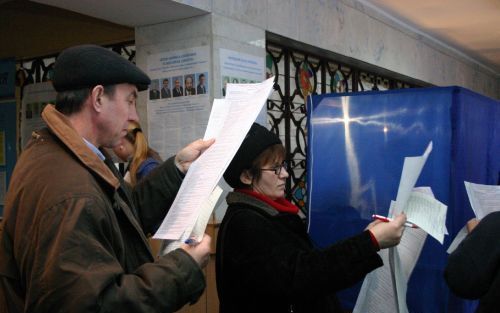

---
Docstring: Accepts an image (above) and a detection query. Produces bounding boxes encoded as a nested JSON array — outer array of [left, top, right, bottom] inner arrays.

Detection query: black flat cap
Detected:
[[224, 123, 282, 189], [52, 44, 151, 92]]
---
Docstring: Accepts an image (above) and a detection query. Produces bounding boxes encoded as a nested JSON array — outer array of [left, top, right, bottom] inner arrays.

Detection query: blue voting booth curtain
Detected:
[[306, 86, 499, 313]]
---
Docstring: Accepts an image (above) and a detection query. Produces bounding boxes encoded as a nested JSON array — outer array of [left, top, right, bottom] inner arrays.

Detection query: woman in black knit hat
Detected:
[[216, 122, 407, 313]]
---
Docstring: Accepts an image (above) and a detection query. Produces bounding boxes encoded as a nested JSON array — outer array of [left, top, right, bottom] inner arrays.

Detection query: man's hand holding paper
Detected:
[[174, 138, 215, 173]]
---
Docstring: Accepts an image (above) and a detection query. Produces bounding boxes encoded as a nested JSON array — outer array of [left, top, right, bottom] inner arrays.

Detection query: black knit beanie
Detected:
[[224, 123, 282, 189]]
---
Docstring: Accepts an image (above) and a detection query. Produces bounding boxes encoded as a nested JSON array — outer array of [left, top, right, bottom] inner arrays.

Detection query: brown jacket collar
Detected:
[[41, 104, 120, 190]]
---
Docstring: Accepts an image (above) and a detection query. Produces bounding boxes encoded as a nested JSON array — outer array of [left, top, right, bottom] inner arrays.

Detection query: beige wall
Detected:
[[179, 0, 499, 99]]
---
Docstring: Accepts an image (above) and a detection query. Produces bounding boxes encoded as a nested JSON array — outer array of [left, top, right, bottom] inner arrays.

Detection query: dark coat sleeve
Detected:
[[444, 211, 500, 299], [132, 156, 183, 235], [136, 158, 161, 182], [223, 207, 382, 300]]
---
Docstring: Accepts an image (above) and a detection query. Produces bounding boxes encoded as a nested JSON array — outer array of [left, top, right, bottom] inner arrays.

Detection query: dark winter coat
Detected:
[[0, 105, 205, 313], [216, 191, 383, 313], [445, 211, 500, 313]]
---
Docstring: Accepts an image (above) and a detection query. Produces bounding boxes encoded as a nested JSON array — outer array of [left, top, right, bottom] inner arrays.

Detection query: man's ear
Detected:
[[90, 85, 105, 112], [240, 170, 253, 185]]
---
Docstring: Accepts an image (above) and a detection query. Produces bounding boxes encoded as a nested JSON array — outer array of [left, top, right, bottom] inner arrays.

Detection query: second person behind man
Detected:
[[113, 120, 163, 185]]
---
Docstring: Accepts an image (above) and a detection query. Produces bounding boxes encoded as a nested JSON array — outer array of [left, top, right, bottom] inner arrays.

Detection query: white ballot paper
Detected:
[[464, 181, 500, 219], [159, 98, 232, 253], [404, 191, 448, 244], [393, 142, 433, 215], [447, 181, 500, 254], [153, 77, 275, 241], [160, 185, 224, 254], [354, 143, 438, 313], [413, 187, 449, 234], [203, 98, 230, 140], [354, 195, 429, 313]]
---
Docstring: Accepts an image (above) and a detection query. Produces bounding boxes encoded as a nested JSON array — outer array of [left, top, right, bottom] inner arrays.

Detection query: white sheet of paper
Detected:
[[159, 185, 224, 254], [464, 181, 500, 219], [446, 225, 468, 254], [404, 191, 448, 244], [446, 181, 500, 253], [354, 224, 428, 313], [389, 191, 430, 278], [396, 226, 428, 282], [391, 247, 408, 313], [413, 186, 448, 235], [354, 187, 433, 312], [391, 189, 431, 313], [354, 249, 398, 313], [153, 77, 275, 240], [190, 185, 223, 241], [203, 99, 230, 140], [393, 142, 432, 215]]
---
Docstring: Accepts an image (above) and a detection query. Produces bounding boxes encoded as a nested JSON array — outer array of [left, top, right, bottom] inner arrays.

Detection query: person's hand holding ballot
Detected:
[[366, 213, 408, 249]]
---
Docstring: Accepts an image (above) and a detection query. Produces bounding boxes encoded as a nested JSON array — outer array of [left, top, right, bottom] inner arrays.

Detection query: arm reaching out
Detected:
[[175, 138, 215, 173], [366, 213, 407, 249], [466, 218, 479, 233], [181, 234, 212, 269]]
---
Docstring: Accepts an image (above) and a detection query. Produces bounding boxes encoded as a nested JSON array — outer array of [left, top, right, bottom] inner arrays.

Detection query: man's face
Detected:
[[99, 83, 139, 148], [185, 77, 193, 89], [163, 80, 169, 88], [175, 80, 180, 88], [199, 76, 205, 86]]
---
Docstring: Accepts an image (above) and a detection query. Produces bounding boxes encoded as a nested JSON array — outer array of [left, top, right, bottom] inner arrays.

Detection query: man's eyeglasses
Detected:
[[259, 161, 288, 176]]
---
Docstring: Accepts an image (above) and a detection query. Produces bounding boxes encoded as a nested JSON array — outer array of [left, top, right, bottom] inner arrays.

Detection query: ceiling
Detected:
[[31, 0, 208, 28], [362, 0, 500, 74], [2, 0, 500, 76], [33, 0, 500, 75]]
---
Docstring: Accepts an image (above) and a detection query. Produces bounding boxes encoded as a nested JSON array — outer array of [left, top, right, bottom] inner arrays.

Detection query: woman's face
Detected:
[[112, 137, 134, 162], [251, 159, 289, 200]]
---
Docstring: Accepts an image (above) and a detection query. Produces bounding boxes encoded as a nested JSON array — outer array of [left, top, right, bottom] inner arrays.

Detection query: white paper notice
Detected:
[[147, 47, 211, 158], [393, 142, 433, 215], [153, 77, 275, 240]]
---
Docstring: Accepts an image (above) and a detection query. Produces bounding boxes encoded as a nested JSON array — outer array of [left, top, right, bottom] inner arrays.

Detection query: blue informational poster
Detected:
[[306, 86, 499, 313], [0, 101, 17, 216]]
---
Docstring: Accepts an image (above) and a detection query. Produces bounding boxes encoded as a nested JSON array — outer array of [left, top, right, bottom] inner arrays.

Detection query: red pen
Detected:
[[372, 214, 418, 228]]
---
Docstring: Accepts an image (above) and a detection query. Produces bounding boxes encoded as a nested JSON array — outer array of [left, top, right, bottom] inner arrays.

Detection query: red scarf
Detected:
[[236, 189, 299, 214]]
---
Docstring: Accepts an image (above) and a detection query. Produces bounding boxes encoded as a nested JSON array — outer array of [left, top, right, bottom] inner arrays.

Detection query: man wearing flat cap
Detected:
[[0, 44, 214, 313]]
